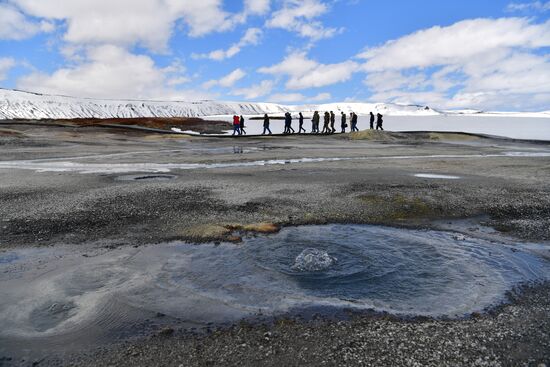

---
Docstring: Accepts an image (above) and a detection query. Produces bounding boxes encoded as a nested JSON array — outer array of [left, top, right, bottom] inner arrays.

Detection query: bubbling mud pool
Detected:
[[0, 225, 549, 354]]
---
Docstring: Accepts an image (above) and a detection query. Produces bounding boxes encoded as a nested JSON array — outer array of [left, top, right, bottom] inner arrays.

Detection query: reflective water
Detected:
[[0, 225, 549, 351]]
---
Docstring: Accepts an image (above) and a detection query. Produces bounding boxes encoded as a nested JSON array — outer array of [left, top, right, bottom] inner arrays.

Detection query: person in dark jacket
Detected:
[[322, 112, 330, 133], [239, 115, 246, 135], [232, 115, 241, 135], [376, 113, 384, 130], [330, 111, 336, 133], [298, 112, 306, 133], [262, 114, 272, 135], [351, 112, 359, 132], [369, 112, 375, 129], [311, 111, 320, 133], [284, 112, 295, 134], [340, 112, 347, 133]]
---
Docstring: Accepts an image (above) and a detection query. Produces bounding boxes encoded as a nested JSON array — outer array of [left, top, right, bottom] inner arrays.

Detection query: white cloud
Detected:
[[311, 92, 331, 101], [268, 92, 331, 103], [192, 28, 262, 61], [16, 45, 204, 100], [268, 93, 305, 103], [0, 57, 16, 81], [259, 52, 359, 89], [265, 0, 340, 41], [203, 68, 247, 89], [0, 3, 54, 40], [231, 80, 274, 99], [10, 0, 240, 51], [359, 18, 550, 71], [244, 0, 271, 15], [359, 18, 550, 110], [506, 1, 550, 12]]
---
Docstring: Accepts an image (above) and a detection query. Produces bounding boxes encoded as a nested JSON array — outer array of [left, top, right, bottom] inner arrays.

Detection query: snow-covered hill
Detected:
[[1, 88, 548, 120], [0, 89, 440, 120]]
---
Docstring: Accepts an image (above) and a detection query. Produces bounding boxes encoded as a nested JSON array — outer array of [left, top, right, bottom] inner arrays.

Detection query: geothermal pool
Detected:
[[0, 225, 549, 353]]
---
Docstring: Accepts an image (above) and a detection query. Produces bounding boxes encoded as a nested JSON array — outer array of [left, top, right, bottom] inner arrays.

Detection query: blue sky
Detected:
[[1, 0, 549, 110]]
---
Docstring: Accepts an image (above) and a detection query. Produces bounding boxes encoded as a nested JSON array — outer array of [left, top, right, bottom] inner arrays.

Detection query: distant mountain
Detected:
[[0, 88, 440, 120], [1, 88, 548, 120]]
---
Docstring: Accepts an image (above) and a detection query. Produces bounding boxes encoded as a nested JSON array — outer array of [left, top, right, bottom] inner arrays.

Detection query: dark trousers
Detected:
[[232, 125, 241, 135], [376, 123, 383, 131], [262, 126, 272, 134]]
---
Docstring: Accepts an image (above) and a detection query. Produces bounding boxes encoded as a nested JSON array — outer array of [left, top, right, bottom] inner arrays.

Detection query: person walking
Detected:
[[298, 112, 306, 133], [322, 112, 330, 133], [239, 115, 246, 135], [369, 112, 375, 129], [341, 112, 347, 133], [232, 115, 241, 136], [351, 112, 359, 132], [284, 112, 295, 134], [376, 113, 384, 130], [330, 111, 336, 133], [288, 113, 295, 133], [311, 111, 320, 133], [262, 113, 272, 135]]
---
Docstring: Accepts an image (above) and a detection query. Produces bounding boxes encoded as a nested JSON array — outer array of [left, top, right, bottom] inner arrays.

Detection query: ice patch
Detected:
[[414, 173, 461, 179]]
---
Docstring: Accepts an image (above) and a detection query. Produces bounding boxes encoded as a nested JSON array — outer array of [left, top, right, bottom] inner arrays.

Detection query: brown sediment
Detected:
[[0, 128, 25, 137], [349, 130, 408, 141], [227, 222, 281, 234], [42, 117, 232, 134], [179, 223, 280, 243], [181, 224, 232, 242]]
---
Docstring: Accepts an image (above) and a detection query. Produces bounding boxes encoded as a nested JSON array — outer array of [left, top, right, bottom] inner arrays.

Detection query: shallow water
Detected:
[[0, 225, 549, 352]]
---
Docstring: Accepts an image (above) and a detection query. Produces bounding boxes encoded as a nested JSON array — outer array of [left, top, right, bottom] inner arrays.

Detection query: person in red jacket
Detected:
[[232, 115, 241, 135]]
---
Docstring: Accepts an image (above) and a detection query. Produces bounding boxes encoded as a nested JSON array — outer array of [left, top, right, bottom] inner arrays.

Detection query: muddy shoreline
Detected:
[[1, 123, 549, 366]]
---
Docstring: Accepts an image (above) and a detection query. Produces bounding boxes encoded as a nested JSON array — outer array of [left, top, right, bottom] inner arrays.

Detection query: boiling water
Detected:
[[0, 225, 549, 352]]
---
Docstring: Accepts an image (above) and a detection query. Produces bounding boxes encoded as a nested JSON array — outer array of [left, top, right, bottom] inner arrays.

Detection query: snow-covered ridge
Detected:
[[1, 88, 549, 120], [0, 88, 439, 120]]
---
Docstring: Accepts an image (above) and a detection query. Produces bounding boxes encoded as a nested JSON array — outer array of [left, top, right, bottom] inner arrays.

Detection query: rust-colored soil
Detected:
[[57, 117, 232, 134]]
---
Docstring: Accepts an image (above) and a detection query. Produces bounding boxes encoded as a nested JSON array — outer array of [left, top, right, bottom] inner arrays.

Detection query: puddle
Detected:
[[0, 151, 549, 174], [414, 173, 461, 179], [0, 224, 549, 354]]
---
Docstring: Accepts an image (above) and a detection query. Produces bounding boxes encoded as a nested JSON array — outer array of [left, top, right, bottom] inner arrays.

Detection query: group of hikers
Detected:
[[232, 111, 384, 135]]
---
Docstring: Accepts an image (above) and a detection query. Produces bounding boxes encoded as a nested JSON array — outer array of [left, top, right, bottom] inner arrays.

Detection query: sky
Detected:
[[0, 0, 549, 111]]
